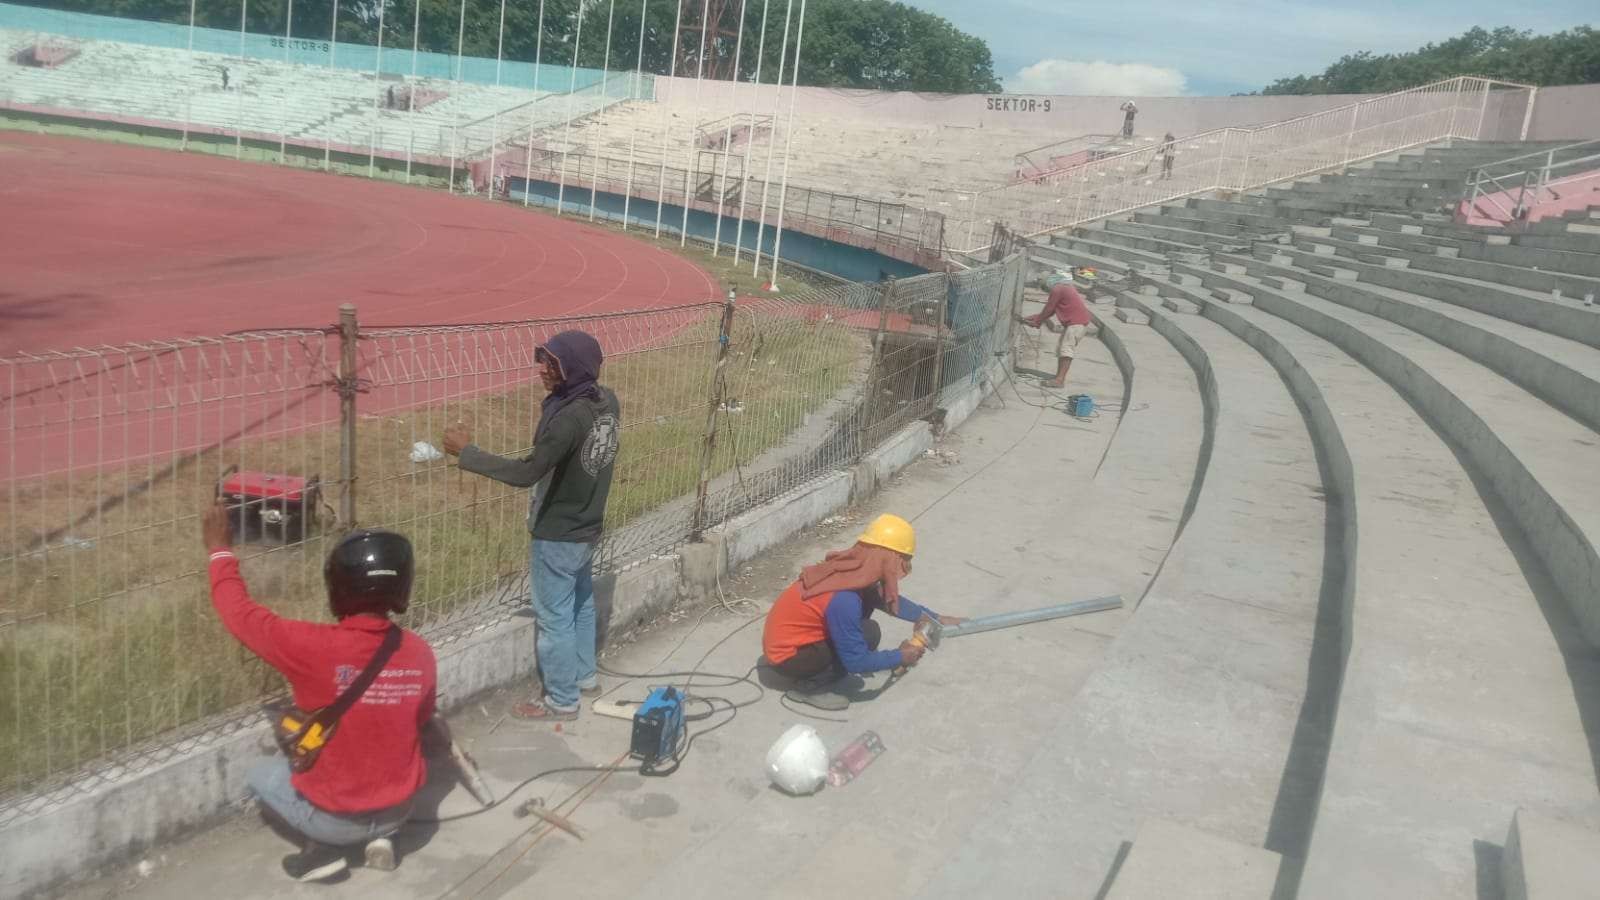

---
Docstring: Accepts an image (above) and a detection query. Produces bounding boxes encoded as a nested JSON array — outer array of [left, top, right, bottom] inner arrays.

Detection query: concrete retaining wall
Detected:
[[652, 77, 1387, 137], [1, 364, 1004, 899]]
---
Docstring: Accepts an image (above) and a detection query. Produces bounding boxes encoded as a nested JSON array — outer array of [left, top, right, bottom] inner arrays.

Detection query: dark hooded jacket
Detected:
[[458, 331, 620, 542]]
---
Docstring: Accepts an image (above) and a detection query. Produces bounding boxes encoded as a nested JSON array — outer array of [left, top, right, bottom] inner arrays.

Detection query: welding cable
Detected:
[[411, 761, 642, 825], [778, 690, 850, 723]]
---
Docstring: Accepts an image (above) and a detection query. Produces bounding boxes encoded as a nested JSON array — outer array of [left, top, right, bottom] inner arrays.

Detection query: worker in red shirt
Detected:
[[1020, 270, 1093, 388], [202, 502, 438, 883]]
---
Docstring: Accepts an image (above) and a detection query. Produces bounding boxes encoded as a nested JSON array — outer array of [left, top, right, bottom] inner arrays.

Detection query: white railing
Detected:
[[1456, 139, 1600, 224], [950, 75, 1538, 253]]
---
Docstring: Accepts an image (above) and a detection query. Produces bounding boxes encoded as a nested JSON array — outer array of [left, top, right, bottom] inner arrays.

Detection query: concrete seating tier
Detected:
[[1008, 139, 1600, 897], [0, 28, 585, 160]]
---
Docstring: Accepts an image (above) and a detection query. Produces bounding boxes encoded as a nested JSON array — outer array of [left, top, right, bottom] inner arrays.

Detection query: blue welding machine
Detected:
[[630, 686, 685, 767], [1067, 394, 1095, 417]]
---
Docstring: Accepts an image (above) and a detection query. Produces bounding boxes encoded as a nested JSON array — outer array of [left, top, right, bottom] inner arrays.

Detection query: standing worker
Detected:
[[202, 504, 437, 883], [443, 330, 621, 722], [1020, 270, 1092, 389], [762, 514, 964, 710], [1119, 100, 1138, 138], [1159, 132, 1177, 180]]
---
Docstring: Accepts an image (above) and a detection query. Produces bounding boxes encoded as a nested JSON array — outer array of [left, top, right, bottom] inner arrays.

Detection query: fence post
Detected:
[[691, 289, 738, 541], [859, 279, 897, 457], [932, 273, 951, 403], [337, 303, 359, 528], [1342, 103, 1359, 170]]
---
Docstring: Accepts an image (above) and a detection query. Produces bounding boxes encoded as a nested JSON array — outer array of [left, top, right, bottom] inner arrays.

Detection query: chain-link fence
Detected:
[[0, 252, 1023, 820]]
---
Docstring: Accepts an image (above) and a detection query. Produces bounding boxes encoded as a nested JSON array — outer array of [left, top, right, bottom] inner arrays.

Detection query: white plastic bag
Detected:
[[766, 724, 829, 796], [410, 441, 444, 463]]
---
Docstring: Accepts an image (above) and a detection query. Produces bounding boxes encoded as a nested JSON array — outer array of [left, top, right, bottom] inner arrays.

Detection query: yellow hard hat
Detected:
[[858, 514, 915, 556]]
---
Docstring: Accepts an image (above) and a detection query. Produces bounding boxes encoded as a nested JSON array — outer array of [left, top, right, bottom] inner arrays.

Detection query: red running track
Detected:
[[0, 132, 718, 352], [1, 133, 720, 483]]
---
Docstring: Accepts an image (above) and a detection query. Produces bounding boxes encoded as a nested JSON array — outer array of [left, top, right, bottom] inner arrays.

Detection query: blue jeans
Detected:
[[530, 538, 598, 710], [247, 759, 410, 847]]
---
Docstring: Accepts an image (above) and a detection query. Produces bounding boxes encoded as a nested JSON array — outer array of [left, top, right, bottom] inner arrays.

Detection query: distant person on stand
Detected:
[[1159, 132, 1177, 180], [1120, 100, 1138, 138], [443, 330, 620, 723], [202, 504, 438, 883], [221, 66, 230, 90], [1020, 269, 1092, 389]]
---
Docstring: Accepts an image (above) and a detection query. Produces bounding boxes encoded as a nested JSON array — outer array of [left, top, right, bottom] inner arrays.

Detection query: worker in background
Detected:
[[1159, 132, 1177, 180], [1020, 269, 1093, 389], [762, 514, 964, 710], [1120, 100, 1138, 138], [443, 330, 620, 723], [202, 503, 437, 883]]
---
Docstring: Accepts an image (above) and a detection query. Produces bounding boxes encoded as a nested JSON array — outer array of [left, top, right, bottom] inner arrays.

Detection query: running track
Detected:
[[1, 132, 720, 482]]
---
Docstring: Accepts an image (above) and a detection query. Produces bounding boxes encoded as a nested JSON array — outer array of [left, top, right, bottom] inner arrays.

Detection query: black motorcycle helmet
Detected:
[[324, 529, 414, 618]]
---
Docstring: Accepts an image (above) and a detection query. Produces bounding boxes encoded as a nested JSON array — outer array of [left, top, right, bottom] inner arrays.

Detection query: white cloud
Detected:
[[1007, 59, 1188, 96]]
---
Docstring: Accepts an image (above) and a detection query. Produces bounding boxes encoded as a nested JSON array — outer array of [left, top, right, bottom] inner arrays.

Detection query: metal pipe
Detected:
[[941, 595, 1124, 640]]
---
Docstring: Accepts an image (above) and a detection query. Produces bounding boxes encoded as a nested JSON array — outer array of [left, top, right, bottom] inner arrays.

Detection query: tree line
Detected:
[[1258, 25, 1600, 95], [24, 0, 1003, 93]]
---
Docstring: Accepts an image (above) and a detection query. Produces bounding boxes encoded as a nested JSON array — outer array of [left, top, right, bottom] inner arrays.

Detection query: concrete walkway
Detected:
[[62, 316, 1211, 899]]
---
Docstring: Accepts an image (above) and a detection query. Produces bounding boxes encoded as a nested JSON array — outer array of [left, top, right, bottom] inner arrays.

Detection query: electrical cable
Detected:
[[778, 690, 849, 723], [411, 762, 642, 824]]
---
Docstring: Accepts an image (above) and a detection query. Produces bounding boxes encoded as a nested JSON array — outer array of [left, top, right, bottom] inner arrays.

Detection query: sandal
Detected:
[[512, 697, 579, 721]]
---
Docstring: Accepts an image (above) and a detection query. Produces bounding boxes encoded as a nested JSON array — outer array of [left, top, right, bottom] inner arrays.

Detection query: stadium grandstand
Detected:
[[3, 0, 1600, 897]]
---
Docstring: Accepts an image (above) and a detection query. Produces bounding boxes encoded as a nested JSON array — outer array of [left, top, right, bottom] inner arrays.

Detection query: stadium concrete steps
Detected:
[[0, 28, 566, 159], [933, 275, 1333, 894], [1100, 204, 1600, 605], [1022, 139, 1600, 894]]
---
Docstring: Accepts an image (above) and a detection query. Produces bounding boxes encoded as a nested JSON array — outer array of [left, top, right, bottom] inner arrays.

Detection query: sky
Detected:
[[908, 0, 1596, 96]]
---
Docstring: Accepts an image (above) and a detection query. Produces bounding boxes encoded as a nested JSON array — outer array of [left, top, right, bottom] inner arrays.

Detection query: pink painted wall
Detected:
[[651, 78, 1386, 137], [653, 79, 1599, 144]]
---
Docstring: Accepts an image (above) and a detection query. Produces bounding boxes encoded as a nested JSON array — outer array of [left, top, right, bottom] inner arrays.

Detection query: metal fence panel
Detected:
[[0, 253, 1024, 819]]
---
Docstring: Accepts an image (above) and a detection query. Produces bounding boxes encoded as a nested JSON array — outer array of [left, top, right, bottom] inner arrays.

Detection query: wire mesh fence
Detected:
[[0, 252, 1023, 819]]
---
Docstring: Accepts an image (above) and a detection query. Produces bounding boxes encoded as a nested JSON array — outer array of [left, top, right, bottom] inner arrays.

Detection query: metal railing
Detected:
[[1012, 132, 1142, 182], [1456, 139, 1600, 224], [496, 147, 946, 266], [951, 75, 1538, 254], [0, 253, 1022, 818]]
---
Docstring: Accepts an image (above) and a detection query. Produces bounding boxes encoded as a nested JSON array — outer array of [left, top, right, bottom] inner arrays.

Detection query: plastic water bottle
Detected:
[[827, 731, 887, 787]]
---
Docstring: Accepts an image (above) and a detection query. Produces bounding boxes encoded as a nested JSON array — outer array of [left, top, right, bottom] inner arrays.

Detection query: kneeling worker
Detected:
[[762, 514, 963, 710], [203, 502, 438, 882]]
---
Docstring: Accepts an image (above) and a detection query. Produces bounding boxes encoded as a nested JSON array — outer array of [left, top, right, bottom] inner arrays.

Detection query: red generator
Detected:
[[217, 467, 321, 544]]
